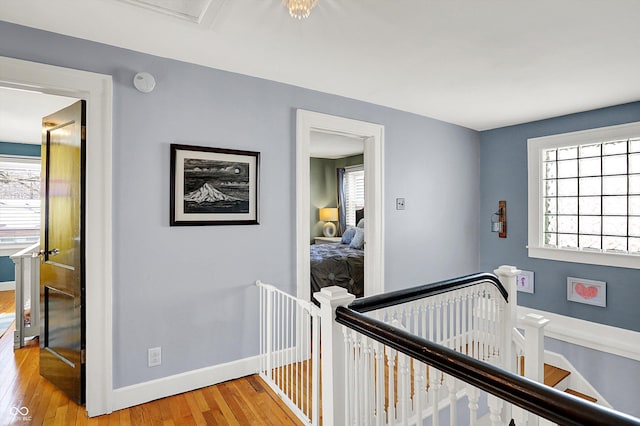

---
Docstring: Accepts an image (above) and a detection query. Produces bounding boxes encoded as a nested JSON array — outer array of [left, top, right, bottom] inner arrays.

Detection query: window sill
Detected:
[[528, 245, 640, 270]]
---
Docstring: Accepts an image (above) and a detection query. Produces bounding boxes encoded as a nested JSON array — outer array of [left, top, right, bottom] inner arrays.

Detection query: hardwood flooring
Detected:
[[0, 298, 302, 425], [0, 290, 15, 315]]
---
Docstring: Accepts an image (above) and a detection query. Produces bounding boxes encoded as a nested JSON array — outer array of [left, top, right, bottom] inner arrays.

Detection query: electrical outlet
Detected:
[[148, 347, 162, 367], [396, 198, 405, 210]]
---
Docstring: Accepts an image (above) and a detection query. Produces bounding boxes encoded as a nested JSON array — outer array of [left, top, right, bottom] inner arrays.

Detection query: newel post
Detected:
[[521, 313, 549, 383], [314, 286, 355, 426], [494, 264, 521, 373], [519, 314, 549, 426]]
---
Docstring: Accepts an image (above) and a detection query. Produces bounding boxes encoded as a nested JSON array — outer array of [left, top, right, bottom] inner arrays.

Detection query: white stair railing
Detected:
[[319, 269, 517, 426], [257, 266, 640, 425], [10, 242, 40, 349], [256, 280, 321, 425]]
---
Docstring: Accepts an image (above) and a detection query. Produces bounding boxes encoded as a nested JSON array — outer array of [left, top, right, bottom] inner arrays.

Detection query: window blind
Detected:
[[0, 157, 41, 243], [344, 165, 364, 227]]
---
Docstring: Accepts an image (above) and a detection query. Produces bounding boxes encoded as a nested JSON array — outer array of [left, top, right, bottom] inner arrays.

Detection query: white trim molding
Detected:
[[527, 121, 640, 270], [517, 306, 640, 362], [0, 56, 114, 416], [112, 356, 260, 411], [0, 281, 16, 291], [296, 110, 385, 302]]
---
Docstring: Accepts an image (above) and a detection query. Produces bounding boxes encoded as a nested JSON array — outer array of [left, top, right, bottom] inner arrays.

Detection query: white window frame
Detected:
[[0, 154, 41, 255], [344, 164, 364, 227], [528, 121, 640, 269]]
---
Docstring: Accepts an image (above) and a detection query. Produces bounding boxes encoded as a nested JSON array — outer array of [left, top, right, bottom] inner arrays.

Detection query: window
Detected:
[[0, 156, 41, 244], [528, 122, 640, 269], [344, 165, 364, 227]]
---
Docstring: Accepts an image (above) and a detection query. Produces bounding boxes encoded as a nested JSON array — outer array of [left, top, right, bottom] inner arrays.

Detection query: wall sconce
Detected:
[[319, 207, 338, 237], [491, 200, 507, 238]]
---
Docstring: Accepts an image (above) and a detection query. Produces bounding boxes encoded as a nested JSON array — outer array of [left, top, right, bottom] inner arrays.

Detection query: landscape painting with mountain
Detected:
[[183, 158, 249, 214], [170, 144, 259, 226]]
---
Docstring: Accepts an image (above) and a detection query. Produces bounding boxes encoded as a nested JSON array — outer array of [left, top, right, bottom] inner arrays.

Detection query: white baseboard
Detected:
[[517, 306, 640, 362], [0, 281, 16, 291], [111, 355, 260, 412]]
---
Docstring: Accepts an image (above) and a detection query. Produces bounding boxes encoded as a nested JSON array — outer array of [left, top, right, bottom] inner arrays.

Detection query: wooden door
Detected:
[[39, 100, 86, 404]]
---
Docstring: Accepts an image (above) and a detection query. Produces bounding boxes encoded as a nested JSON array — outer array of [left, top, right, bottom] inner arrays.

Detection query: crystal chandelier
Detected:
[[283, 0, 318, 19]]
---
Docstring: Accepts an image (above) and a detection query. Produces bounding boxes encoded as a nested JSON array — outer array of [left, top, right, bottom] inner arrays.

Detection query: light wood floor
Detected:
[[0, 290, 302, 425]]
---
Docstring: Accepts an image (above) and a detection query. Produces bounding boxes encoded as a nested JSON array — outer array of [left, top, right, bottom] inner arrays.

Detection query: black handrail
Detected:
[[349, 272, 508, 313], [336, 306, 640, 426]]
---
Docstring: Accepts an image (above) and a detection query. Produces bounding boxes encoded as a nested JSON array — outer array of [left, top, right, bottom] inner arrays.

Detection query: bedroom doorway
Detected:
[[295, 110, 384, 302]]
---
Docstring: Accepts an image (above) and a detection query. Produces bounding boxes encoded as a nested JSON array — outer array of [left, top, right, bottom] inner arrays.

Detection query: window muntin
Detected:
[[528, 122, 640, 269], [542, 138, 640, 254], [0, 156, 41, 244]]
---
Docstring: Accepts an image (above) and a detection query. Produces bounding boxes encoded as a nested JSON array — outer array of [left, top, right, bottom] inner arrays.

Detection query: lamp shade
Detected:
[[319, 207, 338, 222]]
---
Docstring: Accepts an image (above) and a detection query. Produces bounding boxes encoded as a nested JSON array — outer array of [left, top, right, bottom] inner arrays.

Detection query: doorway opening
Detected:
[[296, 110, 385, 302], [0, 56, 113, 416]]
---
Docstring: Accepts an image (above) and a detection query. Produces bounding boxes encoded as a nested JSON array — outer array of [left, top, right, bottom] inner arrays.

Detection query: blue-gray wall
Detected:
[[309, 154, 363, 241], [479, 102, 640, 332], [0, 141, 40, 282], [0, 21, 481, 388]]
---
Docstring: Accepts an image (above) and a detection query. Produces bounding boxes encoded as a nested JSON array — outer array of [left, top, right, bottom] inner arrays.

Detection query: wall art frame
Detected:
[[567, 276, 606, 307], [170, 144, 259, 226]]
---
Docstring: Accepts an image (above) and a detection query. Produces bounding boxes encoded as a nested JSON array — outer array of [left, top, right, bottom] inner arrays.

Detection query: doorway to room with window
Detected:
[[296, 110, 385, 302], [0, 56, 114, 416], [0, 86, 87, 403]]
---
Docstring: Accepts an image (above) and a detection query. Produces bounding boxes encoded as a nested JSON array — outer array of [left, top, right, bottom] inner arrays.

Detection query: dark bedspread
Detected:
[[310, 243, 364, 298]]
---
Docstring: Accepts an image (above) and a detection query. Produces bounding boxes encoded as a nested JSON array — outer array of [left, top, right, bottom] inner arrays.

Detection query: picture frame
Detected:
[[516, 270, 534, 294], [567, 277, 606, 307], [170, 144, 259, 226]]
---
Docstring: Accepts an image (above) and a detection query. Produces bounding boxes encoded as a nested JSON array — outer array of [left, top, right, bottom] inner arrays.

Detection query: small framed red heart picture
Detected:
[[567, 277, 606, 307]]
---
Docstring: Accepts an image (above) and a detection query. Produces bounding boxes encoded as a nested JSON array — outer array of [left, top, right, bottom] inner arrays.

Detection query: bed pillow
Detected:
[[349, 227, 365, 249], [341, 226, 356, 244], [357, 218, 365, 228]]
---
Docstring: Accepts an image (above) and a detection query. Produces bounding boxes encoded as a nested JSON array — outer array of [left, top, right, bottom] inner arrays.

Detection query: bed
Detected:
[[310, 208, 365, 298], [310, 243, 364, 298]]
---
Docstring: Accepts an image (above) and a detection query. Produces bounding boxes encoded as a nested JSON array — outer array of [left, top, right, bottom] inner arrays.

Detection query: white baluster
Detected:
[[311, 308, 320, 425], [442, 296, 449, 347], [456, 294, 462, 354], [346, 327, 355, 425], [363, 335, 372, 426], [446, 373, 457, 426], [375, 340, 385, 426], [461, 291, 468, 356], [467, 384, 480, 426], [414, 361, 425, 424], [386, 346, 396, 423], [430, 367, 441, 426], [397, 352, 410, 426], [488, 394, 503, 426]]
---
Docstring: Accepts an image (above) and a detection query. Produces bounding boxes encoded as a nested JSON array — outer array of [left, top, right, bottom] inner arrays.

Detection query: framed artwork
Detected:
[[170, 144, 259, 226], [567, 277, 606, 307], [516, 270, 534, 294]]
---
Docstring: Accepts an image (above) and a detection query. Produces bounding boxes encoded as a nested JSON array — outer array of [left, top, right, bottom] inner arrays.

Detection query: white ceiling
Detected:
[[0, 88, 77, 144], [310, 131, 364, 159], [1, 0, 639, 132]]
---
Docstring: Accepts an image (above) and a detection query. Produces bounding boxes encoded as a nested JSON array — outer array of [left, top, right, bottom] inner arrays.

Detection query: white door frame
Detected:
[[0, 56, 113, 416], [296, 109, 384, 301]]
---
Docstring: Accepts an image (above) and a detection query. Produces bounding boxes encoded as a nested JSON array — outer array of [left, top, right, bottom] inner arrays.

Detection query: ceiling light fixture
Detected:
[[283, 0, 318, 19]]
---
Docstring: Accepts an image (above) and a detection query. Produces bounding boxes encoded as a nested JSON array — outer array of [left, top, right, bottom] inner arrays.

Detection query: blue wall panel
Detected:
[[480, 102, 640, 332]]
